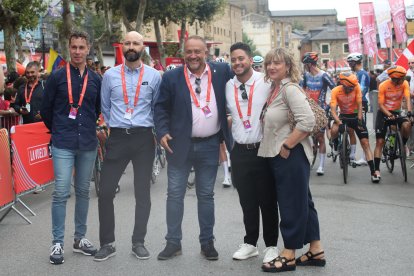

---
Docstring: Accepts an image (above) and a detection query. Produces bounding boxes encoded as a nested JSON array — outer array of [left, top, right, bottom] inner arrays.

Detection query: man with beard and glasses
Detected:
[[225, 42, 279, 263], [154, 35, 232, 260], [94, 31, 161, 262], [41, 30, 101, 265], [15, 61, 44, 124]]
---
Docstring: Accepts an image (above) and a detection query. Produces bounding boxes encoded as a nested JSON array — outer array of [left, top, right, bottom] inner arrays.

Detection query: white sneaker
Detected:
[[263, 246, 279, 263], [355, 158, 368, 166], [316, 167, 324, 176], [232, 243, 259, 260], [222, 177, 231, 188]]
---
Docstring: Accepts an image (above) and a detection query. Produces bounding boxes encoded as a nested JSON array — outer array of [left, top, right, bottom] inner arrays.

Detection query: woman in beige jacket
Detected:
[[259, 48, 325, 273]]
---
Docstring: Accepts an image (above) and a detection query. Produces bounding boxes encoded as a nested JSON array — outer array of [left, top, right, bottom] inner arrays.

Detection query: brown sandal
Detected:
[[296, 251, 326, 267], [261, 256, 296, 273]]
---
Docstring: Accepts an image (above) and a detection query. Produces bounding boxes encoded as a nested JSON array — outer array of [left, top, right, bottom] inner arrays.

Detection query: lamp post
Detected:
[[41, 22, 46, 70]]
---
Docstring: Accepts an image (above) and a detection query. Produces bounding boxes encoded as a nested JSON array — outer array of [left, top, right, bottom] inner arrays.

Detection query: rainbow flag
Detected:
[[46, 48, 66, 73]]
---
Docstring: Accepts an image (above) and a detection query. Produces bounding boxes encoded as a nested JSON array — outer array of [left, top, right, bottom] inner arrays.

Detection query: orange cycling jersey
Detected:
[[330, 85, 362, 114], [378, 79, 410, 111]]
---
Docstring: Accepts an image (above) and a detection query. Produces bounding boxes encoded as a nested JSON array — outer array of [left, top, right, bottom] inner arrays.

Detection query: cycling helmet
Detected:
[[387, 65, 406, 79], [215, 57, 226, 63], [339, 72, 358, 87], [252, 55, 264, 65], [347, 53, 363, 63], [166, 64, 176, 71], [302, 52, 318, 64]]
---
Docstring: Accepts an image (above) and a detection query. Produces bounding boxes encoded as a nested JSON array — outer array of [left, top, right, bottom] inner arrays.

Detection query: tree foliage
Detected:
[[242, 32, 261, 56], [0, 0, 46, 72]]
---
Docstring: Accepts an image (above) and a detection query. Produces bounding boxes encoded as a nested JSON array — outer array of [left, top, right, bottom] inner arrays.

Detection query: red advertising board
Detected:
[[10, 122, 54, 195], [165, 57, 184, 67], [0, 129, 14, 207]]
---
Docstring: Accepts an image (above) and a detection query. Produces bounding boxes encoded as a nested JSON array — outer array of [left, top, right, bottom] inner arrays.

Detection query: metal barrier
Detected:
[[0, 114, 22, 133]]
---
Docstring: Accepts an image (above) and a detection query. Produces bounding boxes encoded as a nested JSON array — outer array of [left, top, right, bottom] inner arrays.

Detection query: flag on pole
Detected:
[[389, 0, 408, 44], [359, 2, 378, 57], [46, 48, 65, 73], [395, 40, 414, 69], [345, 17, 362, 53], [113, 43, 124, 66]]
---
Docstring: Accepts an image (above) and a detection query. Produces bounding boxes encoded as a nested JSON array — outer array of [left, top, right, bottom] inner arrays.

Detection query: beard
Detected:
[[124, 50, 142, 62]]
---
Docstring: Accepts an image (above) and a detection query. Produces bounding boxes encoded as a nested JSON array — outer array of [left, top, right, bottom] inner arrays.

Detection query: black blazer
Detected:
[[154, 62, 233, 166]]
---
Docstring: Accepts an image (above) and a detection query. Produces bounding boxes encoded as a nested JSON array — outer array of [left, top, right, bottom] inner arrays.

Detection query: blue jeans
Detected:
[[166, 136, 220, 245], [51, 146, 97, 245]]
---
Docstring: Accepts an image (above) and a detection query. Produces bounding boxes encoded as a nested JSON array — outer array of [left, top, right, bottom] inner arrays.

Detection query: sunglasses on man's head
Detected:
[[240, 83, 248, 100], [195, 78, 201, 94]]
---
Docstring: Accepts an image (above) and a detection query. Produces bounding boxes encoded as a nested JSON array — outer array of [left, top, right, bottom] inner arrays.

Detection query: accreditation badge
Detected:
[[243, 120, 252, 132], [25, 103, 31, 112], [68, 106, 78, 119], [201, 105, 212, 118], [124, 107, 133, 120]]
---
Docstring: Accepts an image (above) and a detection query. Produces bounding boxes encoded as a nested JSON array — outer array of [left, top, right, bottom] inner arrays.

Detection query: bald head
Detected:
[[122, 31, 145, 63]]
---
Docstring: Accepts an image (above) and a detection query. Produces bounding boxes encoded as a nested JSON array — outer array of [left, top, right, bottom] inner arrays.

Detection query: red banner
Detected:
[[393, 48, 404, 60], [346, 17, 362, 53], [359, 2, 379, 57], [0, 129, 14, 207], [10, 122, 54, 195], [165, 57, 184, 67], [113, 43, 124, 66], [396, 40, 414, 69], [389, 0, 408, 43]]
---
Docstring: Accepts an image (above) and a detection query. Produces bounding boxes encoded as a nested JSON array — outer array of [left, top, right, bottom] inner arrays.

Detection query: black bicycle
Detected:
[[337, 119, 354, 184], [382, 115, 408, 182]]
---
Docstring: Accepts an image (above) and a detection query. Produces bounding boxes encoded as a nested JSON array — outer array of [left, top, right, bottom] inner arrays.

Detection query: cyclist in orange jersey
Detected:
[[373, 66, 413, 181], [330, 72, 379, 183]]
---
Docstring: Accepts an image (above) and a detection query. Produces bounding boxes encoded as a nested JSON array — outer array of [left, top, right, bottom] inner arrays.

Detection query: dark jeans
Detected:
[[268, 144, 320, 249], [230, 143, 279, 247], [165, 134, 220, 245], [98, 127, 154, 246]]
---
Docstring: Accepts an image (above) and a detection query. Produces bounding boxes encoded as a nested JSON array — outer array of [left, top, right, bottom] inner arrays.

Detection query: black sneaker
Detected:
[[201, 240, 218, 260], [94, 244, 116, 262], [73, 238, 97, 256], [50, 243, 64, 265], [132, 242, 150, 260], [157, 242, 182, 260]]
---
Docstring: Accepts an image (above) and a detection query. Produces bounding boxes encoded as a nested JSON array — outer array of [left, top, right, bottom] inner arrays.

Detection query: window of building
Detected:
[[321, 43, 330, 54], [343, 43, 349, 54]]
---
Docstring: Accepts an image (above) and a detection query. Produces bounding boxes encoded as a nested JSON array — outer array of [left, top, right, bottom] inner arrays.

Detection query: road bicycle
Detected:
[[382, 115, 409, 182], [336, 119, 356, 184]]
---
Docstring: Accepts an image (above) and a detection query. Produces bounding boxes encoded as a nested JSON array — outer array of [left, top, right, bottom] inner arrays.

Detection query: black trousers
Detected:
[[98, 127, 154, 246], [230, 143, 279, 247], [268, 144, 320, 249]]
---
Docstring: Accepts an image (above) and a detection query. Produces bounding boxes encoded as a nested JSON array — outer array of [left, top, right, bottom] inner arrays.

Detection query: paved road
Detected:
[[1, 114, 414, 275]]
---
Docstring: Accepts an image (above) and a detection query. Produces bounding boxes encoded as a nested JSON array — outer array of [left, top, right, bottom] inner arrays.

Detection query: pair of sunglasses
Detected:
[[240, 83, 248, 100]]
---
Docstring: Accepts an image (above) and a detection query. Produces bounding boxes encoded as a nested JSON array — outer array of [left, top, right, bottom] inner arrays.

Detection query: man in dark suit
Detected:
[[154, 35, 232, 261]]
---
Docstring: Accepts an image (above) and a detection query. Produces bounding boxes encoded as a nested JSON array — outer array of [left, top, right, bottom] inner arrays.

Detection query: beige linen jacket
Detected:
[[258, 78, 316, 163]]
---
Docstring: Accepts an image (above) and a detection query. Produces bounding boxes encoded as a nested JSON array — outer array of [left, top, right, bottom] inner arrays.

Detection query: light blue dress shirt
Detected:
[[101, 63, 161, 128]]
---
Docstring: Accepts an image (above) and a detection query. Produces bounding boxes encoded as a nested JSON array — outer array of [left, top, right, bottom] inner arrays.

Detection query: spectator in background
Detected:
[[0, 87, 20, 132], [86, 56, 95, 71], [14, 61, 44, 124], [95, 61, 102, 75], [376, 59, 392, 86], [153, 59, 165, 71], [5, 71, 20, 88], [406, 58, 414, 96], [368, 71, 378, 112]]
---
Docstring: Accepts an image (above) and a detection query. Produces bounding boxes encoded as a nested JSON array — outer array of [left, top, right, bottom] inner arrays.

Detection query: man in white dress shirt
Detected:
[[225, 42, 279, 263]]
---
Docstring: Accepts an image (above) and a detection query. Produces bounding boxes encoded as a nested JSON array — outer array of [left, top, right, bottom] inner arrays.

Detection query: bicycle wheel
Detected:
[[342, 128, 349, 184], [383, 133, 395, 173], [396, 130, 407, 182], [93, 155, 101, 196]]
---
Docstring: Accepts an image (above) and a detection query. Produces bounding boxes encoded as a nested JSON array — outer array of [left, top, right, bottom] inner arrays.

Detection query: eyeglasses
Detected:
[[240, 83, 248, 100], [343, 85, 354, 93], [253, 65, 262, 69], [409, 62, 414, 64], [391, 77, 404, 83], [195, 78, 201, 94]]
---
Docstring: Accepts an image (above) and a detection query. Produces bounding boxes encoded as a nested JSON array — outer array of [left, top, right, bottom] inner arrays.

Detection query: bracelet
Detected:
[[282, 143, 292, 150]]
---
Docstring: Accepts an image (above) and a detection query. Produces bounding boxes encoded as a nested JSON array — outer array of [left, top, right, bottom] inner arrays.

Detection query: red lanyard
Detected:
[[66, 63, 88, 108], [25, 80, 38, 104], [184, 65, 212, 108], [121, 64, 145, 108], [234, 82, 255, 119], [266, 86, 280, 107]]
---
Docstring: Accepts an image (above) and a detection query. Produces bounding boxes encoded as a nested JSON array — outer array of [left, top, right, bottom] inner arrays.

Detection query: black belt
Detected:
[[111, 127, 152, 135], [235, 142, 260, 150], [191, 133, 218, 143]]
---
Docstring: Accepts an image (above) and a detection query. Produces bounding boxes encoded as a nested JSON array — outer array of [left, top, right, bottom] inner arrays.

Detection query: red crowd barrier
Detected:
[[10, 122, 54, 195], [0, 129, 14, 208]]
